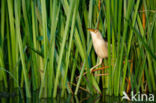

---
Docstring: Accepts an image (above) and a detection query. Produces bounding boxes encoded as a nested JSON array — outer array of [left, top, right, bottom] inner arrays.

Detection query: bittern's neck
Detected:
[[90, 32, 103, 41], [90, 32, 96, 37]]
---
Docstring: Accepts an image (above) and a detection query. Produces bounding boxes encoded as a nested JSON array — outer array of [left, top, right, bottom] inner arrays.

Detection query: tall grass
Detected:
[[0, 0, 7, 88], [14, 0, 31, 97], [0, 0, 155, 98]]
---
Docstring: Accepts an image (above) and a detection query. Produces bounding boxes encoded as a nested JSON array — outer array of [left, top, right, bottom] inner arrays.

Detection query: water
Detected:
[[0, 89, 122, 103], [0, 94, 121, 103], [0, 81, 156, 103]]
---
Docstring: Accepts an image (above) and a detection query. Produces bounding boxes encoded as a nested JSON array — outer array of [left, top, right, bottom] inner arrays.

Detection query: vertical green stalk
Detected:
[[47, 0, 56, 97], [146, 14, 156, 91], [62, 0, 86, 49], [117, 0, 122, 55], [14, 0, 31, 98], [87, 0, 93, 45], [74, 60, 86, 95], [147, 53, 156, 90], [41, 0, 48, 64], [0, 0, 7, 88], [53, 0, 75, 98], [6, 13, 12, 87], [74, 29, 86, 60], [111, 0, 116, 91], [1, 0, 5, 45], [61, 0, 79, 96], [114, 0, 117, 33], [115, 0, 134, 96], [105, 0, 112, 95], [39, 0, 48, 98], [31, 0, 40, 90], [22, 0, 30, 45], [47, 0, 60, 97], [0, 49, 7, 88], [70, 49, 78, 83], [7, 0, 18, 88], [120, 0, 140, 95]]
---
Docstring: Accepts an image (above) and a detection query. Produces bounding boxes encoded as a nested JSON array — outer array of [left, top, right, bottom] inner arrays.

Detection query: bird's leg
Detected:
[[90, 58, 103, 73]]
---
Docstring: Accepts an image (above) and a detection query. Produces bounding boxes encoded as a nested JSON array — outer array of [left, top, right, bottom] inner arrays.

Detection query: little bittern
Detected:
[[88, 28, 108, 72]]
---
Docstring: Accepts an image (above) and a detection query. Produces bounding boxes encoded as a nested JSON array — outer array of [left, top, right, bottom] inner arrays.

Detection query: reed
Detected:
[[0, 0, 155, 98]]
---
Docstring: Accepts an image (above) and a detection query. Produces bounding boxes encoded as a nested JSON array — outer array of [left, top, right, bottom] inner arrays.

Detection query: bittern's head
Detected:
[[87, 28, 101, 38]]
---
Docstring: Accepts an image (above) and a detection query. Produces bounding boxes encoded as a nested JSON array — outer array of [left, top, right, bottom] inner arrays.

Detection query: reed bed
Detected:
[[0, 0, 156, 98]]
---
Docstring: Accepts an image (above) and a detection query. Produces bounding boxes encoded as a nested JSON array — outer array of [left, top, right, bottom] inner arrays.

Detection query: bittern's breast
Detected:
[[92, 39, 108, 58]]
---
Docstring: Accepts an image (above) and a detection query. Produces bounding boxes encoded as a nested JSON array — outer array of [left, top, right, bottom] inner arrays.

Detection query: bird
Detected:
[[88, 28, 108, 72]]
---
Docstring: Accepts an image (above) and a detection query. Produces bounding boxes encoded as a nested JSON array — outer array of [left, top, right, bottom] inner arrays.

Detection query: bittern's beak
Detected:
[[87, 28, 95, 32]]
